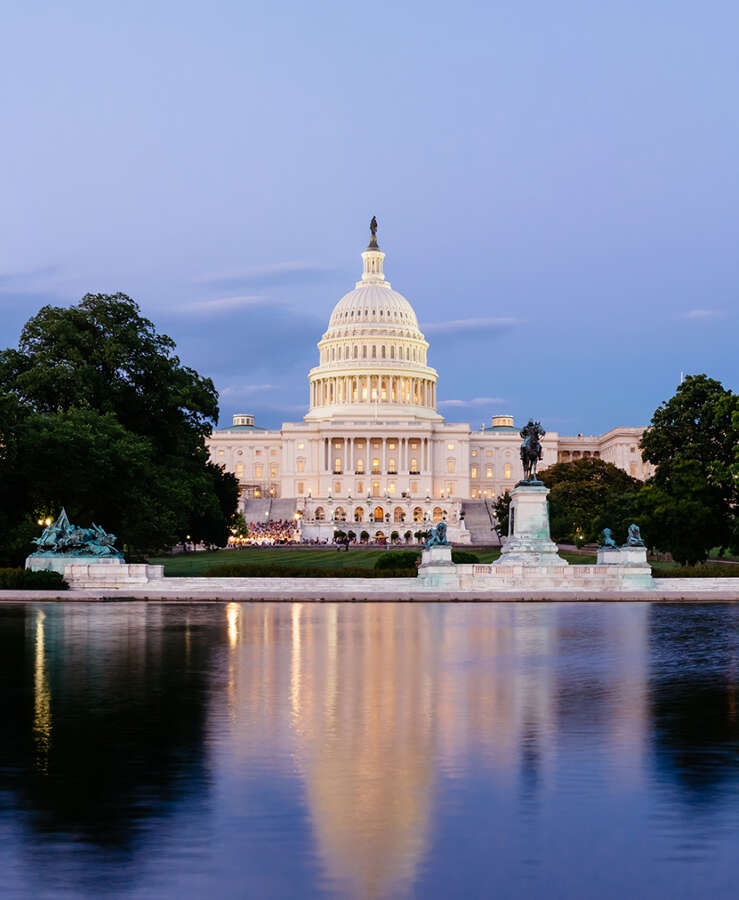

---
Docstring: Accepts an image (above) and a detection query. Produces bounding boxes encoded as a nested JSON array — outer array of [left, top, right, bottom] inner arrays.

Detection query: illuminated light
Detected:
[[226, 602, 240, 648], [33, 609, 52, 774]]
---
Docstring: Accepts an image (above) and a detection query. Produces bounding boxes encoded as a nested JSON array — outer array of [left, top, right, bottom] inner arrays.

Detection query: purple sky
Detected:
[[1, 1, 737, 435]]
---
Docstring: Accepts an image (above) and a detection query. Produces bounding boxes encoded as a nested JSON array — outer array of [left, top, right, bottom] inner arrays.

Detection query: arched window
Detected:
[[315, 507, 325, 521], [432, 506, 443, 521], [413, 506, 423, 522], [334, 506, 346, 522], [373, 506, 384, 522], [354, 507, 364, 522], [393, 507, 404, 523]]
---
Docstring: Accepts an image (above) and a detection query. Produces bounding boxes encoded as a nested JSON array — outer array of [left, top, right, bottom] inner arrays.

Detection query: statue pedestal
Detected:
[[417, 545, 459, 588], [498, 483, 567, 567], [597, 546, 648, 566], [27, 555, 124, 576], [26, 555, 163, 587], [594, 545, 652, 588]]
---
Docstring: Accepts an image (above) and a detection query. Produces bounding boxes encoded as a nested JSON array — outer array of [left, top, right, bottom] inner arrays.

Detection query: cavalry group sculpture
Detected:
[[30, 509, 122, 558]]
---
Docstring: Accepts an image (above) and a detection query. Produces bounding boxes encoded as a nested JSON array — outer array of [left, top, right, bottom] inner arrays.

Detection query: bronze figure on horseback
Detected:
[[519, 420, 545, 482]]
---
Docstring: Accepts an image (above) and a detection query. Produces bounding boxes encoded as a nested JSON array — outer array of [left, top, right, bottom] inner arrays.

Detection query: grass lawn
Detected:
[[147, 547, 738, 578], [148, 546, 503, 576]]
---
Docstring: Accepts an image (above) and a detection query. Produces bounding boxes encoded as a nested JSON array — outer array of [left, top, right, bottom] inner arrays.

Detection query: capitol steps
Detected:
[[461, 500, 500, 546]]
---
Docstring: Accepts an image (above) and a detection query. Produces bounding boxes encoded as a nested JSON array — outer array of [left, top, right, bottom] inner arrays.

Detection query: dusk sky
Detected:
[[2, 1, 737, 436]]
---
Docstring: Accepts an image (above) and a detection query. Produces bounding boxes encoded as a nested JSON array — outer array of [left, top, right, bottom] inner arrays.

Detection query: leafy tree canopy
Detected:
[[639, 375, 738, 564], [0, 294, 237, 561], [540, 457, 642, 544]]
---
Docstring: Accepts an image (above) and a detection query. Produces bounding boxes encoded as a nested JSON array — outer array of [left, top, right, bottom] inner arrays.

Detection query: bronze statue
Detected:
[[625, 524, 645, 547], [600, 528, 619, 549], [370, 216, 378, 237], [424, 521, 450, 548], [30, 509, 122, 558], [519, 420, 545, 481]]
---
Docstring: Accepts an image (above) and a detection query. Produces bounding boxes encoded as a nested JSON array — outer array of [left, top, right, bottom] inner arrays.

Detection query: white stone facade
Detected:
[[207, 231, 652, 539]]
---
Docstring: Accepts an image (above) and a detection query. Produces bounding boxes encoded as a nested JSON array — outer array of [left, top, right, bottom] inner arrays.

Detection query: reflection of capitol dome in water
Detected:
[[305, 230, 441, 423], [290, 604, 436, 899]]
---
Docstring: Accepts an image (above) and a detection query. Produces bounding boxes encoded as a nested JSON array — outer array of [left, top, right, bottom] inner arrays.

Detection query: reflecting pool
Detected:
[[0, 602, 737, 899]]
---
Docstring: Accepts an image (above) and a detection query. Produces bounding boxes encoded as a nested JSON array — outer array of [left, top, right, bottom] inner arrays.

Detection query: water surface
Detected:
[[0, 601, 737, 899]]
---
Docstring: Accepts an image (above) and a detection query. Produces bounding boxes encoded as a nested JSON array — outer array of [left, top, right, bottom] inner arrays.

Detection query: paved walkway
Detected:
[[1, 576, 738, 602]]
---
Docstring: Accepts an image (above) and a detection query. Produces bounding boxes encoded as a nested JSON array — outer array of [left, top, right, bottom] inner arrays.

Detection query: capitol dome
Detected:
[[304, 222, 441, 422]]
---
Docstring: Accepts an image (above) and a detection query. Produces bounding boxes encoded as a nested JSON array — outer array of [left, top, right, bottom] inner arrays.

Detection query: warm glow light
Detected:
[[226, 602, 240, 648]]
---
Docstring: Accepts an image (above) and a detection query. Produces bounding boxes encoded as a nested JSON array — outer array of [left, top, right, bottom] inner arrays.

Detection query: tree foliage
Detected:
[[0, 294, 237, 562], [539, 457, 642, 544], [491, 491, 511, 541], [638, 375, 738, 564]]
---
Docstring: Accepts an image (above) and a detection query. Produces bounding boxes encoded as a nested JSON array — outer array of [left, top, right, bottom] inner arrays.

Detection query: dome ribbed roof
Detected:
[[327, 283, 419, 331]]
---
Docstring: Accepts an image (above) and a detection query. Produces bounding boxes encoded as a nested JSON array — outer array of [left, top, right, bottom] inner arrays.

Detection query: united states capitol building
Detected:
[[208, 225, 652, 542]]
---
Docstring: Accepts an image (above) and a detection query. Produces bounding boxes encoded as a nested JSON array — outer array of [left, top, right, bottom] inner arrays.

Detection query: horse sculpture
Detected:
[[519, 420, 545, 481]]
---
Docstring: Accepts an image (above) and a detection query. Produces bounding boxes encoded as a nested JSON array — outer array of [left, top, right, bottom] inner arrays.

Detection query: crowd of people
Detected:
[[228, 518, 300, 547]]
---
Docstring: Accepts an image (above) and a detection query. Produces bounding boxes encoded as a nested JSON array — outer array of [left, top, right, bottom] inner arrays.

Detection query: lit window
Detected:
[[448, 443, 455, 450], [388, 458, 397, 474], [471, 465, 478, 479], [486, 466, 493, 479], [334, 481, 341, 494], [235, 462, 244, 478], [388, 482, 396, 494], [256, 450, 262, 457], [297, 442, 304, 450], [218, 449, 224, 456], [255, 464, 263, 478], [504, 463, 511, 479], [297, 459, 305, 473], [356, 481, 364, 493], [270, 464, 277, 478], [471, 450, 478, 457], [486, 450, 493, 457], [297, 481, 304, 494], [447, 459, 455, 474]]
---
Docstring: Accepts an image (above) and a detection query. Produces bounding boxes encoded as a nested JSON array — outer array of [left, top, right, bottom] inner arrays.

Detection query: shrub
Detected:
[[374, 551, 421, 571], [653, 563, 739, 578], [451, 551, 480, 564], [0, 568, 69, 590]]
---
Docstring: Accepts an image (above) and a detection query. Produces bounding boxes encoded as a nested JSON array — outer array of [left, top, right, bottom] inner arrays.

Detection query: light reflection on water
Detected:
[[0, 601, 737, 899]]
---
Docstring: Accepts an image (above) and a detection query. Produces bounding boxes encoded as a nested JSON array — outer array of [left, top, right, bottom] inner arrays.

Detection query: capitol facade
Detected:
[[207, 225, 652, 542]]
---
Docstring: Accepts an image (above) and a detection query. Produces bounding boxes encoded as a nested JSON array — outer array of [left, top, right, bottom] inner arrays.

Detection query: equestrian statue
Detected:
[[519, 419, 545, 482]]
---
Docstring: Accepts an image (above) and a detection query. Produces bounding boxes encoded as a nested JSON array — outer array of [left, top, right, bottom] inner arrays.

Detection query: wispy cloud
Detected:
[[679, 309, 725, 320], [196, 261, 336, 292], [178, 295, 271, 315], [0, 264, 63, 289], [438, 397, 507, 408], [219, 383, 279, 399], [422, 316, 521, 335]]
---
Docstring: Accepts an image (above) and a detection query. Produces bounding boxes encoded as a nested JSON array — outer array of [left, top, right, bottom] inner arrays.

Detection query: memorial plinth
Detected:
[[498, 483, 567, 567], [417, 545, 459, 589]]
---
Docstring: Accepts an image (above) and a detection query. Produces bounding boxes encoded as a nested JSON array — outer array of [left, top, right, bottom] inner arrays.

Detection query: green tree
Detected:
[[639, 375, 738, 564], [0, 293, 237, 559], [491, 491, 511, 541], [539, 458, 642, 544]]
